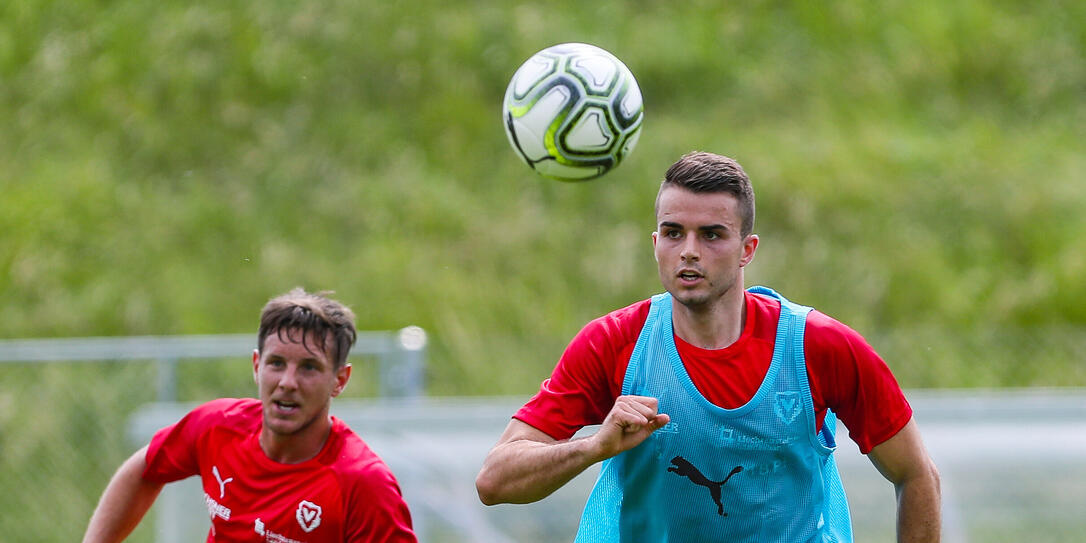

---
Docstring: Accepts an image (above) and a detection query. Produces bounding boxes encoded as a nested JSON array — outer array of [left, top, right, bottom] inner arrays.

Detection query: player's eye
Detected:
[[664, 229, 682, 239], [704, 231, 720, 240]]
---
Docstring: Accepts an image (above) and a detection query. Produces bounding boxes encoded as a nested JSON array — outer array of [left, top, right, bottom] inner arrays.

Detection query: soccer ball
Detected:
[[502, 43, 644, 181]]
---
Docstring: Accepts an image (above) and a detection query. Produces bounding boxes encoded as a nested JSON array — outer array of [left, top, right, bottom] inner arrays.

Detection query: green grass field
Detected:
[[2, 0, 1084, 540]]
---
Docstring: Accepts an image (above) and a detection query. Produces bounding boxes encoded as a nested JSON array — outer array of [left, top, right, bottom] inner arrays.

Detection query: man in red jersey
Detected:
[[476, 152, 941, 542], [84, 288, 416, 543]]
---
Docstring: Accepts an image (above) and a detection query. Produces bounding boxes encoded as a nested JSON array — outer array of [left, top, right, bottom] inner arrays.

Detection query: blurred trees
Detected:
[[2, 0, 1085, 391]]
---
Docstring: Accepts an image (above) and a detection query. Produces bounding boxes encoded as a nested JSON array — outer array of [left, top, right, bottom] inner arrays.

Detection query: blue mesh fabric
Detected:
[[574, 287, 852, 542]]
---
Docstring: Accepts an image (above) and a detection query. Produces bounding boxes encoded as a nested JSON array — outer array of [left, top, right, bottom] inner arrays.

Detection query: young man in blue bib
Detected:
[[476, 152, 941, 542]]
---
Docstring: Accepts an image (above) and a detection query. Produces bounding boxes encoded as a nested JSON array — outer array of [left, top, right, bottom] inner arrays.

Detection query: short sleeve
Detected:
[[804, 311, 913, 454], [342, 458, 417, 543], [142, 398, 242, 483], [514, 300, 650, 440]]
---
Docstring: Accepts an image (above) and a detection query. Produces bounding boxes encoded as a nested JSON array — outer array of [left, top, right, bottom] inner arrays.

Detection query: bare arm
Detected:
[[475, 395, 670, 505], [83, 446, 165, 543], [867, 418, 941, 543]]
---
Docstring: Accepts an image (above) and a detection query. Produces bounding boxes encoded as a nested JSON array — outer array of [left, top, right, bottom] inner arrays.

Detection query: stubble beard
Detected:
[[670, 272, 743, 313], [264, 401, 325, 438]]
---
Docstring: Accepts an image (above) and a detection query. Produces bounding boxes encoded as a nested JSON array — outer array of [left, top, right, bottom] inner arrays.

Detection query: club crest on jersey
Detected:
[[296, 500, 322, 533], [773, 391, 801, 425]]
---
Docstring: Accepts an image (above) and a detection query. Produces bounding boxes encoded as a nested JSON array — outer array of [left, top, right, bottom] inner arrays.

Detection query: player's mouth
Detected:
[[272, 399, 301, 414], [677, 269, 703, 285]]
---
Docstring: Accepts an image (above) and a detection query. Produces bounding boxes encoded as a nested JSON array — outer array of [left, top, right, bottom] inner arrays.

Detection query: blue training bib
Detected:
[[574, 287, 852, 542]]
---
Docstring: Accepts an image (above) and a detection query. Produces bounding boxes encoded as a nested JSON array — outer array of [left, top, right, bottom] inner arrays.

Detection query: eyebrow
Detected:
[[659, 221, 729, 232], [264, 353, 323, 364]]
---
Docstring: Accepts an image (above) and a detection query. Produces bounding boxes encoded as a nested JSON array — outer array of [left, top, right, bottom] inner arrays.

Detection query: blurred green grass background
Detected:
[[2, 0, 1085, 540]]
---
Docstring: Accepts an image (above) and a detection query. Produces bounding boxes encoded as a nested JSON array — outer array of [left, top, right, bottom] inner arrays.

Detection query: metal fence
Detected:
[[0, 328, 427, 400]]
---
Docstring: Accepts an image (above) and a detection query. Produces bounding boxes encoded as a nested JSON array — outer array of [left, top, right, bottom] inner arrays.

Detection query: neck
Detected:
[[671, 285, 747, 350], [259, 416, 333, 464]]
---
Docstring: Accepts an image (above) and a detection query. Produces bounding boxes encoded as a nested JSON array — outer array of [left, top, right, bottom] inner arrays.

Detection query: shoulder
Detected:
[[584, 298, 652, 335], [745, 290, 876, 354], [562, 297, 652, 381], [326, 420, 402, 490], [328, 429, 411, 521], [801, 307, 889, 376], [747, 289, 782, 312], [803, 309, 874, 354], [741, 290, 784, 345], [573, 298, 652, 348], [194, 397, 261, 416], [327, 422, 417, 542], [182, 397, 262, 433], [513, 298, 652, 440], [144, 398, 260, 482]]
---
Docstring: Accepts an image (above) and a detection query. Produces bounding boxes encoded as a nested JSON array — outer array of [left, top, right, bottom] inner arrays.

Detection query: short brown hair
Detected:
[[257, 288, 357, 368], [657, 151, 756, 237]]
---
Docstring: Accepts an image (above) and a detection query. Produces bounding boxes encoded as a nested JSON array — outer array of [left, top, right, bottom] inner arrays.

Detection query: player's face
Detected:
[[253, 329, 350, 441], [652, 186, 757, 309]]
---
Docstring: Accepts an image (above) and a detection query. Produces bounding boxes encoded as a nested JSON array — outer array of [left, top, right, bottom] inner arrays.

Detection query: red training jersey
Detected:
[[515, 290, 912, 454], [144, 398, 416, 543]]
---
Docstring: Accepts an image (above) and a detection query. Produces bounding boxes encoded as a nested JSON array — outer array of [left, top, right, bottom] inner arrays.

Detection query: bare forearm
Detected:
[[476, 435, 602, 505], [83, 447, 163, 543], [895, 468, 941, 543], [867, 419, 942, 543], [478, 398, 669, 505]]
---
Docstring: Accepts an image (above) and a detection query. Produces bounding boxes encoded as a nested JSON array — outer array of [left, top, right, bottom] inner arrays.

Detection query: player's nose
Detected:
[[277, 365, 300, 389], [680, 237, 700, 261]]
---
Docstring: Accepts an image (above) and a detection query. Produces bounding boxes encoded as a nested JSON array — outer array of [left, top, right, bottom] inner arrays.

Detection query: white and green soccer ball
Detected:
[[502, 43, 644, 182]]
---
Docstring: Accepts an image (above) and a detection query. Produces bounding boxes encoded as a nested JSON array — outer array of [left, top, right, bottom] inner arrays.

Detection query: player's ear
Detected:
[[651, 231, 659, 261], [331, 363, 351, 397], [252, 349, 260, 382], [739, 234, 759, 267]]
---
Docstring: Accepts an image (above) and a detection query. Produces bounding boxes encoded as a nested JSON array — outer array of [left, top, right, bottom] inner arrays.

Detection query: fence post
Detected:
[[378, 326, 427, 399], [156, 357, 178, 401]]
